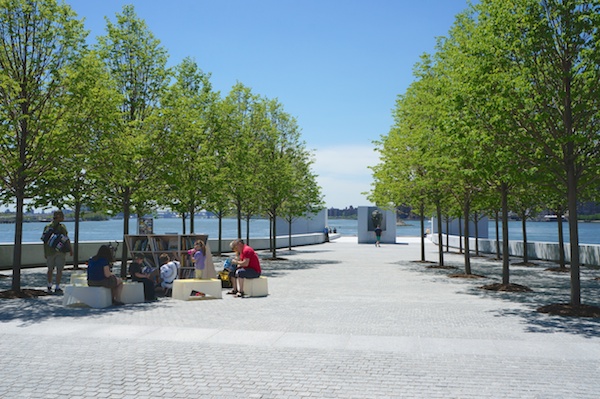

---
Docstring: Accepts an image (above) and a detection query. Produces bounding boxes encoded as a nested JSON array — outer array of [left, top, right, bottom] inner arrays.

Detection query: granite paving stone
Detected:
[[1, 236, 599, 398]]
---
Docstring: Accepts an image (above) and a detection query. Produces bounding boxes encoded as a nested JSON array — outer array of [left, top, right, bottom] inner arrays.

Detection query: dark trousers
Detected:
[[133, 277, 156, 300]]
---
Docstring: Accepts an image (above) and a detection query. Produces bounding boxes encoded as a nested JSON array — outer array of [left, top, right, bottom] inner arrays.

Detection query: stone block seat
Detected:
[[243, 276, 268, 297], [172, 279, 223, 300], [120, 282, 145, 304], [63, 285, 112, 308]]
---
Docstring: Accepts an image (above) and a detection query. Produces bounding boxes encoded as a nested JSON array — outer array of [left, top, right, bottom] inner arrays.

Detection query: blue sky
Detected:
[[66, 0, 470, 209]]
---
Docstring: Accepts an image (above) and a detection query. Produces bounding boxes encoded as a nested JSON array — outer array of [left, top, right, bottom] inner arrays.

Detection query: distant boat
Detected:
[[543, 214, 567, 222]]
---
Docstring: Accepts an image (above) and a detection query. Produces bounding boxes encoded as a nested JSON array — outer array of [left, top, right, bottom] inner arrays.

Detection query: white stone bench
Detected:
[[63, 285, 112, 308], [70, 272, 87, 285], [243, 276, 268, 297], [63, 282, 146, 307], [172, 278, 223, 300], [120, 282, 145, 304]]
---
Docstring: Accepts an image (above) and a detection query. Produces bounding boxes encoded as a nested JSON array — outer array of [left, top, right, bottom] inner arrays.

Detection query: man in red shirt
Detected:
[[228, 239, 261, 298]]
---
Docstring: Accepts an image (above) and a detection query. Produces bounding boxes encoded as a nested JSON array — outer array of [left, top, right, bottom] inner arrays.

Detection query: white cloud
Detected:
[[313, 144, 380, 209]]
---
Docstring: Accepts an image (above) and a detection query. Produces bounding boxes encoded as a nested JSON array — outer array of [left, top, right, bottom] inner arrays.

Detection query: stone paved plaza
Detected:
[[1, 236, 599, 398]]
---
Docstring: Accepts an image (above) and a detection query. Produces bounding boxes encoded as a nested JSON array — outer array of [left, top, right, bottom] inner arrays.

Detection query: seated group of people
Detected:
[[86, 238, 262, 305], [87, 245, 182, 304], [128, 252, 179, 301]]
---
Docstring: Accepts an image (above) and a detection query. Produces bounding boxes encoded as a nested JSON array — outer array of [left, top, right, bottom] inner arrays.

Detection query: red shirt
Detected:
[[240, 245, 261, 274]]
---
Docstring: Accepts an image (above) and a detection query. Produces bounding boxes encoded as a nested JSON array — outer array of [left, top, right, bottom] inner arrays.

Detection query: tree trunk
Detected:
[[436, 203, 444, 267], [474, 212, 479, 256], [458, 216, 463, 254], [419, 203, 425, 262], [501, 182, 510, 286], [463, 202, 471, 275], [245, 215, 250, 246], [495, 210, 500, 260], [521, 213, 529, 263], [73, 200, 81, 269], [217, 211, 223, 257], [189, 205, 195, 233], [271, 210, 278, 259], [566, 156, 580, 306], [288, 220, 292, 250], [236, 205, 242, 239], [557, 209, 566, 269], [11, 192, 24, 292], [120, 191, 131, 278]]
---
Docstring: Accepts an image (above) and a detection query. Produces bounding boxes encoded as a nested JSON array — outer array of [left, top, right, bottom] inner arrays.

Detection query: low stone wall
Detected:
[[0, 233, 327, 270], [430, 235, 600, 266]]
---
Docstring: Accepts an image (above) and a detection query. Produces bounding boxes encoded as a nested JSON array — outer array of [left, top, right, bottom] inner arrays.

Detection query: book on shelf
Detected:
[[134, 238, 148, 252]]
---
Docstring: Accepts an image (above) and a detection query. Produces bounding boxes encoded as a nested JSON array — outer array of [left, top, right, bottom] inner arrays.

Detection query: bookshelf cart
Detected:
[[124, 234, 208, 279]]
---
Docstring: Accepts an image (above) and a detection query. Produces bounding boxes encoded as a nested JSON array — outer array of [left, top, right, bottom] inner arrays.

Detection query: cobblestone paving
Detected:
[[1, 237, 599, 398]]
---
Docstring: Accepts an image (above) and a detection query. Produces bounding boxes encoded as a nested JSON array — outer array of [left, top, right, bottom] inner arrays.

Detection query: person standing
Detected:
[[374, 225, 382, 247], [229, 239, 261, 298], [187, 239, 207, 279], [42, 210, 72, 293]]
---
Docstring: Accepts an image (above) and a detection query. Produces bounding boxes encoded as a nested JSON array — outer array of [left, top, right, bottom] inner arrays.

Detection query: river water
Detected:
[[1, 217, 600, 245]]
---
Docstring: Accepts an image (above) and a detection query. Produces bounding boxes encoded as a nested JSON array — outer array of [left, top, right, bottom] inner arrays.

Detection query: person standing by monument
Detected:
[[374, 225, 382, 247]]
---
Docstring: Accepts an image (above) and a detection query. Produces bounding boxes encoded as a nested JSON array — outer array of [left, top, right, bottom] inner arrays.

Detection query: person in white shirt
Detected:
[[159, 253, 179, 292]]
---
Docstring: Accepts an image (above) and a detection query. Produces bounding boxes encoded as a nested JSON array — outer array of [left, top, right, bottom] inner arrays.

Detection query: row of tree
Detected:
[[0, 1, 322, 291], [369, 0, 600, 307]]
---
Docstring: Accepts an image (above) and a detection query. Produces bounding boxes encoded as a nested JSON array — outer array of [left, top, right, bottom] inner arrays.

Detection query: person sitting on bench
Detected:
[[129, 253, 158, 301], [87, 244, 124, 306], [159, 253, 179, 295]]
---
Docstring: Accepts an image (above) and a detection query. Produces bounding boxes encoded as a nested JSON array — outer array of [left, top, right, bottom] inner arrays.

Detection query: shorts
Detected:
[[234, 268, 260, 279], [88, 274, 119, 289], [194, 269, 203, 279], [46, 252, 66, 272]]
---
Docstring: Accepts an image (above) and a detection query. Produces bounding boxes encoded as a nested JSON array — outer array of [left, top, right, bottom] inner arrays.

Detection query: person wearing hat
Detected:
[[128, 253, 158, 301], [43, 210, 72, 293]]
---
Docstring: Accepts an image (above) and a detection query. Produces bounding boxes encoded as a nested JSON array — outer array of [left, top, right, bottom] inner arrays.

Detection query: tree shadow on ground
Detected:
[[396, 254, 600, 338], [260, 258, 341, 278], [0, 269, 189, 326], [256, 249, 337, 257], [490, 307, 600, 338], [0, 293, 172, 326]]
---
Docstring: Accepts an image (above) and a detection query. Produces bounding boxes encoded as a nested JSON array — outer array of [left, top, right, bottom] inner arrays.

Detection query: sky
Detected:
[[65, 0, 471, 209]]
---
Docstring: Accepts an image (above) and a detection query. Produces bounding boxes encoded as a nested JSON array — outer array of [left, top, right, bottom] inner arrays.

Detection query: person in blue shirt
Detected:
[[87, 244, 124, 306]]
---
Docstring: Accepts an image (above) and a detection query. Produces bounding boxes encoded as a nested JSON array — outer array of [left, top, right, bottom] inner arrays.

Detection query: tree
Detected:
[[95, 5, 169, 275], [475, 0, 600, 306], [156, 57, 219, 233], [34, 51, 122, 269], [260, 98, 317, 259], [280, 157, 323, 251], [0, 0, 86, 291], [221, 83, 264, 240]]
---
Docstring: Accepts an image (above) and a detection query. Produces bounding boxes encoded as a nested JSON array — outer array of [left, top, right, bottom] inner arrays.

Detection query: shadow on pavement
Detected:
[[261, 258, 341, 278], [398, 253, 600, 338]]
